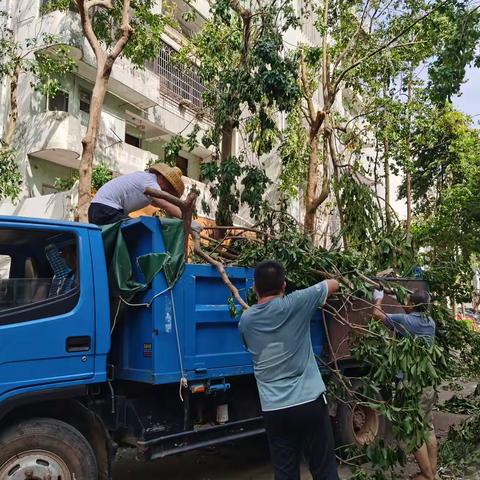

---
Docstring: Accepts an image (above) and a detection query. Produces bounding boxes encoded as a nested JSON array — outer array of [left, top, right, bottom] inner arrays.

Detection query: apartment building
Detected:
[[0, 0, 405, 234], [0, 0, 218, 220]]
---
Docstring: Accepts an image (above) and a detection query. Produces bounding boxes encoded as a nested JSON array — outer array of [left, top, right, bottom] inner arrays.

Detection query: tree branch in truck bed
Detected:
[[144, 187, 249, 310]]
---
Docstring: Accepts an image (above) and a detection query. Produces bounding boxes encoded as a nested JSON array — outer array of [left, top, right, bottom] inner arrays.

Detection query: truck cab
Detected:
[[0, 216, 110, 402]]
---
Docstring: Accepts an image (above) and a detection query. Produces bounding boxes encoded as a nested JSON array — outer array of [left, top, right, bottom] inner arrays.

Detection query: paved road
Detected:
[[113, 435, 339, 480], [111, 411, 463, 480]]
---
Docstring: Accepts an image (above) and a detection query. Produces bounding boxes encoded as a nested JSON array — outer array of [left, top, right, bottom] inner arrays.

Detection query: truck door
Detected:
[[0, 222, 96, 398]]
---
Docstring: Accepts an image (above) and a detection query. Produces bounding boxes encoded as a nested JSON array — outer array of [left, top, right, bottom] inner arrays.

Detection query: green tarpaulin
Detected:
[[101, 218, 185, 301]]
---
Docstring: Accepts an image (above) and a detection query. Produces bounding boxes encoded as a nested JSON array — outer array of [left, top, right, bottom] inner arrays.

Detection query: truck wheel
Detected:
[[333, 379, 385, 448], [0, 417, 98, 480]]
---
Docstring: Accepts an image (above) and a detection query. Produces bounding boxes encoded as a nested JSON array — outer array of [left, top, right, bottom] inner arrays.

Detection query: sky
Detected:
[[453, 65, 480, 124]]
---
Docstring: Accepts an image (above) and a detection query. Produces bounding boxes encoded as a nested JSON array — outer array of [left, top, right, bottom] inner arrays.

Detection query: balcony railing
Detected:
[[146, 42, 206, 110]]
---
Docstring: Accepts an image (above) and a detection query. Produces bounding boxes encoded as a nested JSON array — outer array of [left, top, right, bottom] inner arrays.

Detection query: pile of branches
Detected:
[[147, 188, 480, 477]]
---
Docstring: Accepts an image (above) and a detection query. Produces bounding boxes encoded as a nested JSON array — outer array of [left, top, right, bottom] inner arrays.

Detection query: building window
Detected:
[[175, 156, 188, 176], [79, 89, 91, 114], [125, 133, 141, 148], [48, 91, 69, 112], [145, 41, 206, 110]]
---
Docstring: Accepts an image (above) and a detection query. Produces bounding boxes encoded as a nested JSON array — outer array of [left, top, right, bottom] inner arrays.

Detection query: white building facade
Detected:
[[0, 0, 215, 220], [0, 0, 406, 233]]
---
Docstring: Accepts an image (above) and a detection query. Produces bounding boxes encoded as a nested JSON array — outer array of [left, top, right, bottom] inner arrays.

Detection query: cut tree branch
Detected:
[[203, 225, 272, 237], [192, 231, 249, 309], [145, 187, 195, 256], [145, 187, 249, 309]]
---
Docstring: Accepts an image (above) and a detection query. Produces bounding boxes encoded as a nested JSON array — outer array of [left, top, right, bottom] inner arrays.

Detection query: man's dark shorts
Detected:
[[263, 394, 339, 480], [88, 203, 126, 226]]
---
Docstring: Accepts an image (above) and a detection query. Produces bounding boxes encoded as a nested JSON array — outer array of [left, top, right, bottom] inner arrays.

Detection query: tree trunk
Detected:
[[77, 60, 110, 222], [405, 72, 413, 231], [384, 136, 392, 233], [2, 65, 20, 148], [304, 135, 320, 236], [215, 122, 235, 228], [75, 0, 132, 222], [328, 132, 347, 248], [303, 0, 330, 238], [406, 172, 412, 229], [373, 136, 384, 226], [0, 65, 22, 201]]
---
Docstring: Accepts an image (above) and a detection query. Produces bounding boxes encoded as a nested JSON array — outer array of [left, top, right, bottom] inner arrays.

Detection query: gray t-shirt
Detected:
[[385, 311, 436, 345], [91, 171, 160, 214], [238, 281, 328, 412]]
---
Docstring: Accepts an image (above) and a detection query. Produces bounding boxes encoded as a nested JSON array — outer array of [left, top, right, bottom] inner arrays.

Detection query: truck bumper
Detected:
[[136, 416, 265, 461]]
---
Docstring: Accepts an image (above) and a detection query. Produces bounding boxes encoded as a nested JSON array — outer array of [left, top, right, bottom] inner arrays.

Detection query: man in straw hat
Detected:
[[88, 163, 201, 231]]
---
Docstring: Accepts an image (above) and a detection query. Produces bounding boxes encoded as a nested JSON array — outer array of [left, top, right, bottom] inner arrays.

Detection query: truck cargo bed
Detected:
[[111, 217, 326, 384]]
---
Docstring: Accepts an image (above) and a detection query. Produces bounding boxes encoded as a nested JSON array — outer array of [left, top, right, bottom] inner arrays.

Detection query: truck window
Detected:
[[0, 228, 80, 322]]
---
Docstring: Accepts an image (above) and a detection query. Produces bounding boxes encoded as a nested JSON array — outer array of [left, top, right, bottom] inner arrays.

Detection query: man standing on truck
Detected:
[[88, 163, 201, 232], [239, 260, 340, 480], [372, 289, 437, 480]]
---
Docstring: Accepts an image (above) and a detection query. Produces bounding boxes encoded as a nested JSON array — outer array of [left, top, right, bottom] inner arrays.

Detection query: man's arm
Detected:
[[150, 197, 203, 232], [151, 198, 182, 218], [287, 279, 340, 317], [372, 290, 411, 335]]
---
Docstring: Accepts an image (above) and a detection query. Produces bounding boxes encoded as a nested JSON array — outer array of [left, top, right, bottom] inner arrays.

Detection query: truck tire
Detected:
[[0, 417, 98, 480], [333, 379, 386, 448]]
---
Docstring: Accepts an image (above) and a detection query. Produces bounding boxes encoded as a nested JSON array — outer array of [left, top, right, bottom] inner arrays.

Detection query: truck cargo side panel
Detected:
[[176, 265, 254, 372], [112, 217, 326, 385], [112, 218, 172, 384]]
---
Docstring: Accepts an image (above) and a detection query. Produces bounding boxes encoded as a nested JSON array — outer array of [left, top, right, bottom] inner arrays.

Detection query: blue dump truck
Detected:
[[0, 215, 403, 479]]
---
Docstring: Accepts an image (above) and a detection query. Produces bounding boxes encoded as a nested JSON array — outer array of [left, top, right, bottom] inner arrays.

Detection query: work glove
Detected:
[[191, 220, 203, 233], [373, 289, 384, 302]]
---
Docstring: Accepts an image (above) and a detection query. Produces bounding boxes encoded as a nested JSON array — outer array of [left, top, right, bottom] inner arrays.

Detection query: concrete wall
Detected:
[[27, 157, 74, 197], [26, 111, 83, 163], [3, 189, 75, 220]]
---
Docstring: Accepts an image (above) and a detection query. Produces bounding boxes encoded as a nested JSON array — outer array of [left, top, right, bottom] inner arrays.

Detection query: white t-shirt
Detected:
[[91, 171, 160, 214]]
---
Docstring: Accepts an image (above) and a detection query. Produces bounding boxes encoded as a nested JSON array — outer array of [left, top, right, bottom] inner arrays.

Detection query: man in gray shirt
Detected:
[[372, 288, 437, 480], [88, 163, 200, 231], [239, 260, 339, 480]]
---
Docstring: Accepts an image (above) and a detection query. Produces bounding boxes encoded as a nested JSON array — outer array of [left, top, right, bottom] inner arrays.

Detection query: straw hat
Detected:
[[148, 163, 185, 198]]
